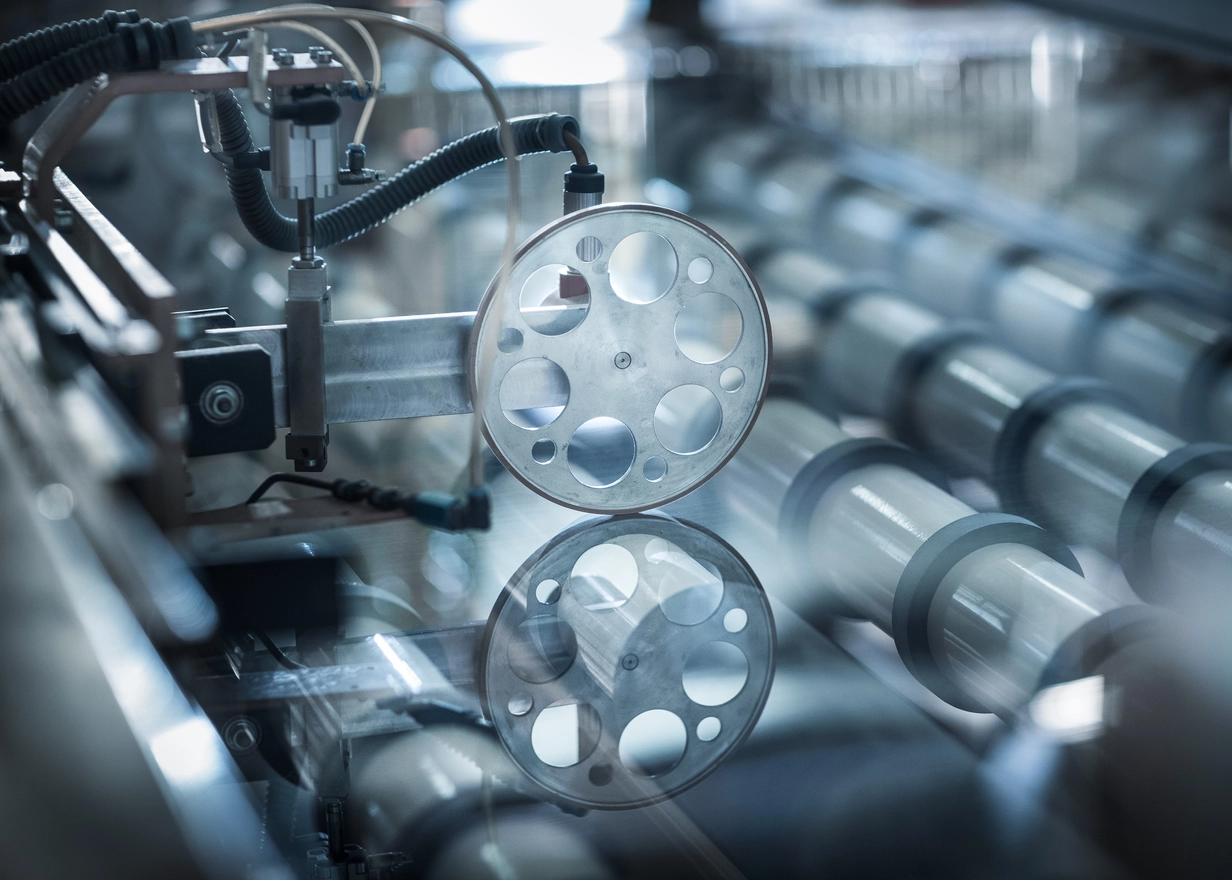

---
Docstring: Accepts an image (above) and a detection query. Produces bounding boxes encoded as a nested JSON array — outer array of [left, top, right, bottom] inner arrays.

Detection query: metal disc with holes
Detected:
[[469, 203, 771, 513], [476, 514, 776, 810]]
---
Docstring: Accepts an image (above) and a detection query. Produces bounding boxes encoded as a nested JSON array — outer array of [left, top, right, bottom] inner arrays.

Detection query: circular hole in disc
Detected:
[[532, 438, 556, 464], [654, 385, 722, 455], [644, 538, 724, 625], [723, 608, 748, 633], [697, 717, 721, 741], [609, 232, 677, 304], [498, 327, 523, 353], [675, 292, 743, 364], [576, 235, 602, 262], [588, 763, 614, 786], [508, 694, 533, 716], [508, 617, 577, 684], [500, 358, 570, 429], [687, 257, 713, 284], [570, 542, 639, 611], [719, 367, 745, 392], [682, 641, 748, 706], [535, 578, 561, 605], [520, 264, 591, 336], [618, 709, 687, 776], [531, 702, 602, 768], [567, 417, 636, 487], [643, 456, 667, 482]]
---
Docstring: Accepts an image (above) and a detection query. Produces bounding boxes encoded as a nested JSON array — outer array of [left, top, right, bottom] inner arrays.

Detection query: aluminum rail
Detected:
[[198, 311, 475, 427]]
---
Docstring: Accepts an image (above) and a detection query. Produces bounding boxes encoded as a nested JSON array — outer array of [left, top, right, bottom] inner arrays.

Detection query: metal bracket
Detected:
[[285, 258, 331, 470], [178, 344, 276, 457], [191, 311, 476, 429], [22, 53, 343, 224]]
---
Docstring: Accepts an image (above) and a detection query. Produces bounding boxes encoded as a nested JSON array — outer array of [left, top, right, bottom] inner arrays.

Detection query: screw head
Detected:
[[222, 716, 261, 754], [614, 351, 632, 369], [200, 381, 244, 426], [621, 653, 639, 670]]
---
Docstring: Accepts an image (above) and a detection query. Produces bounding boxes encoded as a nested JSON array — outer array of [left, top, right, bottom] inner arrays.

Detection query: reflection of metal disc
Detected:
[[477, 514, 776, 810], [469, 204, 771, 514]]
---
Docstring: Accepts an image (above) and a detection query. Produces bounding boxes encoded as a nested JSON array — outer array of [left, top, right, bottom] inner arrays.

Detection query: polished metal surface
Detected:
[[285, 257, 331, 469], [478, 514, 775, 809], [201, 311, 475, 426], [470, 204, 771, 513]]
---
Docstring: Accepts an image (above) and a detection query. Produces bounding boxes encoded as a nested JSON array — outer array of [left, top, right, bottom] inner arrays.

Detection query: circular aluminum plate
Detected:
[[469, 203, 771, 513], [476, 514, 776, 810]]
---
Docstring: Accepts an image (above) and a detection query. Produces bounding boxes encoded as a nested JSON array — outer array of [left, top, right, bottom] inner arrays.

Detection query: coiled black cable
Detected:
[[0, 10, 139, 84], [211, 88, 579, 252], [0, 17, 196, 128]]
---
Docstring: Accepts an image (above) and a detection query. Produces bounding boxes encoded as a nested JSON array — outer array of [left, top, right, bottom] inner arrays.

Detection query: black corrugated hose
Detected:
[[210, 88, 580, 252], [0, 16, 197, 128], [0, 10, 140, 83]]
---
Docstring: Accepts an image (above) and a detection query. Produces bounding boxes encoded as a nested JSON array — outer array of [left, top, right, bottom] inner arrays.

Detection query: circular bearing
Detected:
[[477, 514, 776, 810], [469, 203, 771, 513]]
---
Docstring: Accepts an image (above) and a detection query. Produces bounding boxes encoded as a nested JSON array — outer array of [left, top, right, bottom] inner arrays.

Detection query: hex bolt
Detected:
[[222, 716, 261, 753], [272, 48, 295, 67], [614, 351, 632, 370], [200, 381, 244, 425]]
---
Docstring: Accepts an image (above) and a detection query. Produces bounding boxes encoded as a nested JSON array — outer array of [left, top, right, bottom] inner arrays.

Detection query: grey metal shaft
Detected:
[[297, 197, 315, 263], [711, 399, 1123, 717], [688, 127, 1232, 445], [765, 250, 1232, 606]]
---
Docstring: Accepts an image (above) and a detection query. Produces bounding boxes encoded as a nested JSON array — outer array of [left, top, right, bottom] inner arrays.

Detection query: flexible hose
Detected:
[[0, 17, 196, 128], [0, 9, 139, 84], [212, 89, 578, 252]]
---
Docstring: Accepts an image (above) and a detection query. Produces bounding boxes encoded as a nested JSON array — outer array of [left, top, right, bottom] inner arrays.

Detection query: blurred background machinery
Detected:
[[3, 1, 1232, 879]]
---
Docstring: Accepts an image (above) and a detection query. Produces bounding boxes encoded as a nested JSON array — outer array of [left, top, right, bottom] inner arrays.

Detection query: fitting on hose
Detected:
[[563, 162, 604, 216]]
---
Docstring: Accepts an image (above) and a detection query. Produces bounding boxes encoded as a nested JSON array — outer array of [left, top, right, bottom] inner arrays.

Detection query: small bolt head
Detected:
[[614, 351, 632, 369], [200, 381, 244, 425], [621, 653, 639, 670], [222, 716, 261, 754], [272, 48, 295, 67]]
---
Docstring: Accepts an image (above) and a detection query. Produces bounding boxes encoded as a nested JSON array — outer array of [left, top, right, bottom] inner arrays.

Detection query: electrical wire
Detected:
[[254, 631, 307, 670], [193, 5, 520, 492], [246, 472, 333, 504], [343, 18, 380, 147]]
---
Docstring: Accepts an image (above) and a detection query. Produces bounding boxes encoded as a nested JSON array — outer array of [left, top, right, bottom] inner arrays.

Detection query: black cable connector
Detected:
[[246, 473, 491, 532]]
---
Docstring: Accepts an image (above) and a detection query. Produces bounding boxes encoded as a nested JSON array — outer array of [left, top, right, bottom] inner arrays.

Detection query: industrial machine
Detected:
[[1, 2, 1231, 878]]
